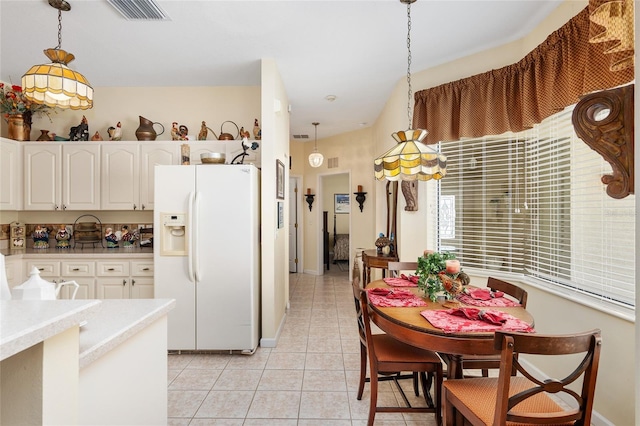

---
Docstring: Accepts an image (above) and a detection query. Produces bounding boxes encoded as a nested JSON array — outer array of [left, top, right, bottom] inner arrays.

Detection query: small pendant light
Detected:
[[308, 122, 324, 168]]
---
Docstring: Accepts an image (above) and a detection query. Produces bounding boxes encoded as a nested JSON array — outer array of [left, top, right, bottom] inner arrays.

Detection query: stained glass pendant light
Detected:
[[22, 0, 93, 110], [374, 0, 446, 181], [308, 122, 324, 168]]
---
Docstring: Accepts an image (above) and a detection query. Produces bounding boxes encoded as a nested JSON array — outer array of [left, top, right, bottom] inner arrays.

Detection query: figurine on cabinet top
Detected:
[[240, 126, 251, 139], [171, 122, 180, 140], [198, 121, 208, 140], [253, 118, 261, 140], [55, 224, 71, 248], [105, 227, 118, 248], [91, 131, 103, 141], [107, 122, 122, 141], [70, 115, 89, 141], [32, 225, 49, 249]]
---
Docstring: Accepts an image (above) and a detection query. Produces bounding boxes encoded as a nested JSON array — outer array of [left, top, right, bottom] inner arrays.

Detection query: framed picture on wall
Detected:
[[276, 159, 285, 200], [277, 201, 284, 228], [334, 193, 350, 214]]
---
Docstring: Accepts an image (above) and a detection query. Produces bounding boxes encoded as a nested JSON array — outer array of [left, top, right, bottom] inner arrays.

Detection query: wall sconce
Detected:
[[354, 185, 367, 212], [305, 188, 315, 211]]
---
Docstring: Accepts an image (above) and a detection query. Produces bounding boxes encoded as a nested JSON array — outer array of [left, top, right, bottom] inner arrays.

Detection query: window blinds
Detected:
[[437, 104, 636, 307]]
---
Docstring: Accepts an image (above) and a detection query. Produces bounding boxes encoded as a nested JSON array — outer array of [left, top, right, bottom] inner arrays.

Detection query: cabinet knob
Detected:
[[132, 279, 136, 286], [142, 267, 150, 271], [141, 204, 146, 210], [133, 204, 137, 210], [72, 268, 80, 271], [62, 204, 67, 210], [107, 268, 115, 271], [54, 205, 59, 210], [38, 268, 45, 271], [122, 279, 126, 286]]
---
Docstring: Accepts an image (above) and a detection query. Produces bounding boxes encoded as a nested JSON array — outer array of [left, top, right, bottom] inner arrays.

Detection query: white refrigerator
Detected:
[[154, 164, 260, 352]]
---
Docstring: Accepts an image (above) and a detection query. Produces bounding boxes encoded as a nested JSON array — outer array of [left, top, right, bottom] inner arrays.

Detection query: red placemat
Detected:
[[420, 308, 534, 334], [367, 288, 427, 307], [383, 277, 418, 287], [456, 293, 520, 307]]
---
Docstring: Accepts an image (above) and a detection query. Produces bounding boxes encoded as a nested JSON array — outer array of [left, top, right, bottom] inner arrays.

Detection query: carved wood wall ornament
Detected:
[[401, 181, 418, 211], [571, 84, 634, 199]]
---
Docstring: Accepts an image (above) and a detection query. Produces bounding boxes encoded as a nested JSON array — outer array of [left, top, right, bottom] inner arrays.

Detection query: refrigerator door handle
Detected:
[[193, 191, 202, 282], [187, 191, 196, 283]]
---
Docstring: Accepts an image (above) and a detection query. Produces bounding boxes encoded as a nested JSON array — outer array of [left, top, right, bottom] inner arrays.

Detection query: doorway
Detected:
[[319, 172, 350, 276]]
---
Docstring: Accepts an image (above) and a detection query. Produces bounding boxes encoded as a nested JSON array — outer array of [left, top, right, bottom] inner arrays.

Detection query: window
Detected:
[[436, 105, 636, 308]]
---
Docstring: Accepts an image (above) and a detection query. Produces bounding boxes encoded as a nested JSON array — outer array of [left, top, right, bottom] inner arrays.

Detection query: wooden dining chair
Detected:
[[442, 329, 602, 426], [387, 261, 418, 278], [440, 277, 528, 378], [354, 278, 443, 426]]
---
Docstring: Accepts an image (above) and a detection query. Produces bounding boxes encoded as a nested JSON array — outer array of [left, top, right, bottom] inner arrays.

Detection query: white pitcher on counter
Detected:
[[11, 266, 79, 300]]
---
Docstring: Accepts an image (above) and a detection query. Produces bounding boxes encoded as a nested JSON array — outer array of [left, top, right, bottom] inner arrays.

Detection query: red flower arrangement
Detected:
[[1, 82, 51, 126]]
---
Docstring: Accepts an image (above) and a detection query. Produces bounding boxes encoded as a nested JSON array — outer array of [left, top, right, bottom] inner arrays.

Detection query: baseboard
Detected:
[[259, 310, 287, 348]]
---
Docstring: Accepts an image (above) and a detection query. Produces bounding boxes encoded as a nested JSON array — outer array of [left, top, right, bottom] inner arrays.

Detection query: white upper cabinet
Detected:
[[23, 143, 100, 211], [0, 138, 22, 210], [101, 144, 140, 210], [140, 144, 180, 210]]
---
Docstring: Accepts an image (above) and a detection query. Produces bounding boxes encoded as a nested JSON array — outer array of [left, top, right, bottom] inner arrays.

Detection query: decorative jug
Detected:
[[135, 116, 165, 141], [11, 266, 79, 300]]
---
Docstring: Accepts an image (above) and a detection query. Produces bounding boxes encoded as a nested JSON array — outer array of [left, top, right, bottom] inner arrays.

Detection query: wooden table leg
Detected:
[[448, 355, 464, 379]]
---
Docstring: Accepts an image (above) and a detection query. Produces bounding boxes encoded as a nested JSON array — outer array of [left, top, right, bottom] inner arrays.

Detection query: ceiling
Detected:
[[0, 0, 563, 139]]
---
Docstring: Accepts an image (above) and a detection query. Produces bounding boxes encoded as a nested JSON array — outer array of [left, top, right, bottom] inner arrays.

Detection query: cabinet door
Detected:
[[4, 257, 24, 288], [96, 277, 130, 299], [63, 144, 100, 210], [140, 144, 179, 211], [0, 138, 22, 210], [24, 144, 62, 210], [59, 277, 96, 300], [101, 145, 140, 210], [189, 141, 227, 165], [130, 277, 154, 299]]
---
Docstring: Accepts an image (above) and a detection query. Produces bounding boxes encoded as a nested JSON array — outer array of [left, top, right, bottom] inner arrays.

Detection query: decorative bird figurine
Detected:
[[107, 122, 122, 141], [439, 271, 464, 297], [171, 122, 180, 140], [240, 126, 251, 139], [253, 118, 261, 140], [91, 131, 103, 141], [198, 121, 208, 140]]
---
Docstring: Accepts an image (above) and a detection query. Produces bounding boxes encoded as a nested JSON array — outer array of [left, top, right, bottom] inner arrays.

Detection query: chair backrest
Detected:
[[387, 261, 418, 278], [492, 329, 602, 426], [352, 276, 367, 347], [487, 277, 528, 308]]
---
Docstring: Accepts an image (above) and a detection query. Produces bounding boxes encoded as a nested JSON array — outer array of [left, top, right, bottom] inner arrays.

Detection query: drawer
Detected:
[[26, 260, 60, 277], [96, 261, 130, 276], [131, 261, 154, 277], [61, 261, 95, 277]]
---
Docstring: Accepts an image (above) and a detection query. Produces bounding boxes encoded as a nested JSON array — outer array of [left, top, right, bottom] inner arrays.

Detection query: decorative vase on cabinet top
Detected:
[[135, 116, 165, 141]]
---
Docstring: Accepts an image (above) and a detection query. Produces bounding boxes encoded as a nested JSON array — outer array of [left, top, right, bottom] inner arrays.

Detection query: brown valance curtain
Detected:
[[413, 6, 634, 144]]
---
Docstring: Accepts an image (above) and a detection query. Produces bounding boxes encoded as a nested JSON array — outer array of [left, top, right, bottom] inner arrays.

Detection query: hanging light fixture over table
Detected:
[[308, 122, 324, 168], [21, 0, 93, 110], [374, 0, 446, 181]]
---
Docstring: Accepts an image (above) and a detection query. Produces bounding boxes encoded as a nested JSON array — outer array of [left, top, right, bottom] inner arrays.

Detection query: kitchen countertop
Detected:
[[1, 247, 153, 258], [78, 298, 175, 368], [0, 298, 175, 367], [0, 299, 101, 361]]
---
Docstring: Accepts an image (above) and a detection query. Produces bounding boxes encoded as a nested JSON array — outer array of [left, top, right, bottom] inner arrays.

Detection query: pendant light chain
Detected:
[[57, 9, 63, 49], [406, 1, 413, 130]]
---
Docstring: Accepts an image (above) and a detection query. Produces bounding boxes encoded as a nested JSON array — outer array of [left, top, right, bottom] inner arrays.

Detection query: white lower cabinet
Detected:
[[4, 256, 24, 288], [96, 260, 154, 299], [21, 256, 152, 300], [24, 259, 96, 299]]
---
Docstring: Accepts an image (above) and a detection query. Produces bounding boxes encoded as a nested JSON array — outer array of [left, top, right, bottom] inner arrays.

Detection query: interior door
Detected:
[[288, 176, 299, 272]]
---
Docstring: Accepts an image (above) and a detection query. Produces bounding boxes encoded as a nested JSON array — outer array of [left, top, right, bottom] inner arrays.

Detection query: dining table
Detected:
[[364, 278, 535, 379]]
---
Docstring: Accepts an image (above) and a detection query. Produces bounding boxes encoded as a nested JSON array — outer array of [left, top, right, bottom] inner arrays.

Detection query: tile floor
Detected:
[[167, 267, 439, 425]]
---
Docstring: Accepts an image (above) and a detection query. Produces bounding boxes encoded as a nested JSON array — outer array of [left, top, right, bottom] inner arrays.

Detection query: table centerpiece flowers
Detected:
[[416, 250, 470, 302], [1, 82, 52, 141]]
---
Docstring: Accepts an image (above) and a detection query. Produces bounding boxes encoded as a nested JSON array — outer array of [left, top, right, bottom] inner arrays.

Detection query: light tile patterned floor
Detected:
[[167, 268, 440, 425]]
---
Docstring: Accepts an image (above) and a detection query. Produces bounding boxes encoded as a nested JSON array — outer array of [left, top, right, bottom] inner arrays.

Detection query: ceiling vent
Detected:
[[293, 134, 309, 139], [107, 0, 170, 21]]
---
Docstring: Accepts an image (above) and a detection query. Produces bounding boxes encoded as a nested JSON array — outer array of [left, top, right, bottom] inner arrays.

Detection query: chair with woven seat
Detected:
[[440, 277, 528, 377], [387, 261, 418, 278], [442, 329, 602, 426], [353, 277, 443, 425]]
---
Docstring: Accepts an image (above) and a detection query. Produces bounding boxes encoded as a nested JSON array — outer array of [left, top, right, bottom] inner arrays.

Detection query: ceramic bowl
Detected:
[[201, 152, 226, 164]]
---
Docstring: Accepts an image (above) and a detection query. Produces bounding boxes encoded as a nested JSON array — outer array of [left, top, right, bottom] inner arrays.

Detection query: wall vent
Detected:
[[107, 0, 170, 20], [328, 157, 339, 168], [293, 134, 309, 139]]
